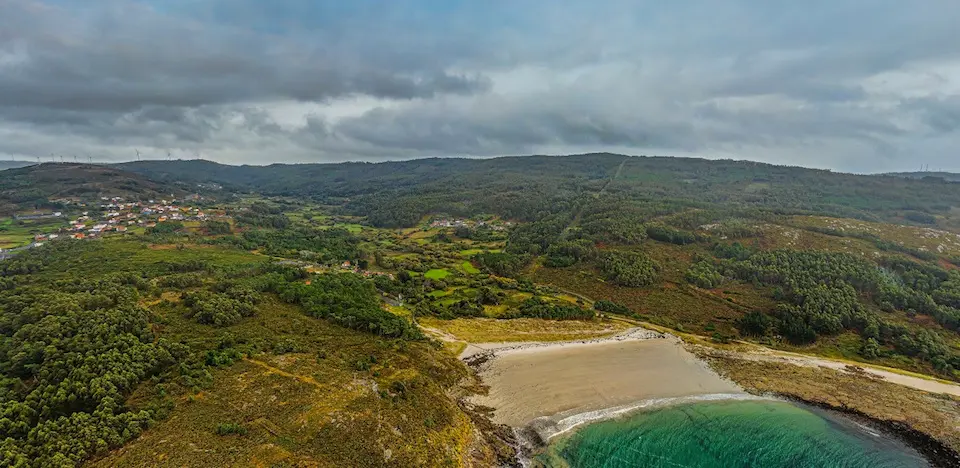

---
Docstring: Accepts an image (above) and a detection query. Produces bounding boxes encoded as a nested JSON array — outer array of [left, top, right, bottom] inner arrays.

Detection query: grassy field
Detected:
[[428, 289, 454, 298], [459, 248, 501, 257], [424, 268, 452, 280], [27, 239, 263, 281], [418, 316, 630, 343], [460, 261, 481, 275], [337, 223, 364, 233], [0, 217, 68, 248]]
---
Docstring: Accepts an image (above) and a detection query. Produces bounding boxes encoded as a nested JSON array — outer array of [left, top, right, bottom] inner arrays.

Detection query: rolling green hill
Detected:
[[884, 171, 960, 182], [118, 154, 960, 229], [0, 163, 183, 215], [4, 154, 960, 466]]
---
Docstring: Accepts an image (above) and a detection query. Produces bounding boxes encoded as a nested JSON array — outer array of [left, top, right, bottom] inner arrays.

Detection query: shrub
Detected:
[[598, 251, 660, 287], [594, 299, 632, 316], [215, 423, 247, 436]]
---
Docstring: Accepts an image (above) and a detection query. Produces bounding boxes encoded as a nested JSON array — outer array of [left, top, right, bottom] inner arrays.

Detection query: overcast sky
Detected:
[[2, 0, 960, 172]]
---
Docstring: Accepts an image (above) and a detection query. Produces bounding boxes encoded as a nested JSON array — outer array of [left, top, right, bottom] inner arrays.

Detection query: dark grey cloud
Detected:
[[1, 0, 960, 172], [0, 0, 489, 115], [904, 96, 960, 133]]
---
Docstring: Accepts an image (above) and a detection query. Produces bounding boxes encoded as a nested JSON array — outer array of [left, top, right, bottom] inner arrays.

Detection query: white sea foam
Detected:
[[530, 392, 774, 442]]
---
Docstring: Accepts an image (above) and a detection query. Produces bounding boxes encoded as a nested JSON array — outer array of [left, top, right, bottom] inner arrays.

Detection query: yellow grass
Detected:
[[418, 317, 630, 343]]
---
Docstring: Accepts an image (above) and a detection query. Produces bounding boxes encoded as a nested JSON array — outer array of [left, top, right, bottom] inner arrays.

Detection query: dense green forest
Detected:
[[0, 239, 429, 466], [117, 155, 960, 230]]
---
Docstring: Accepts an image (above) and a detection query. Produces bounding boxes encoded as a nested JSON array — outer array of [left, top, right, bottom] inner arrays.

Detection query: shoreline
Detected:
[[697, 347, 960, 468], [462, 328, 960, 467], [520, 393, 957, 468], [463, 332, 742, 428], [523, 392, 768, 445], [777, 394, 960, 468], [460, 326, 746, 465]]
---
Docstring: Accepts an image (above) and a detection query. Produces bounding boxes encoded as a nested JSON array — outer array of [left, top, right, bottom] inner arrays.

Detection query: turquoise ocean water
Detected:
[[535, 400, 929, 468]]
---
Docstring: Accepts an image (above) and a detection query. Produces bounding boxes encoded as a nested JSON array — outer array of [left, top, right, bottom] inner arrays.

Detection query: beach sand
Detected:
[[469, 336, 742, 429]]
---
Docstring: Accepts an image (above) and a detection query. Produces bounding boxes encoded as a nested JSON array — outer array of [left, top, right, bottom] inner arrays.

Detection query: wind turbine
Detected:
[[135, 149, 141, 161], [167, 150, 172, 161]]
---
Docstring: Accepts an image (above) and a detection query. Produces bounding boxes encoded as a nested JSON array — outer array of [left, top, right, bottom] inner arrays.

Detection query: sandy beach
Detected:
[[466, 331, 743, 437]]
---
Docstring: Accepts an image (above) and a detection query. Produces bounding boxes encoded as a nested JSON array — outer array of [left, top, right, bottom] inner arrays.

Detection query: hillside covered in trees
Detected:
[[117, 154, 960, 229], [3, 153, 960, 466], [0, 163, 184, 216], [106, 155, 960, 378]]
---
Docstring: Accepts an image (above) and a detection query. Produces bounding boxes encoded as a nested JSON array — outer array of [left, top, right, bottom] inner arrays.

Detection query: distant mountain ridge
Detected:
[[113, 154, 960, 229], [3, 155, 958, 227], [884, 171, 960, 182]]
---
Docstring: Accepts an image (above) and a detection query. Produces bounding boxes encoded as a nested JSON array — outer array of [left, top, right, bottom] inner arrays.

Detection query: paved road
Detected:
[[0, 242, 39, 260]]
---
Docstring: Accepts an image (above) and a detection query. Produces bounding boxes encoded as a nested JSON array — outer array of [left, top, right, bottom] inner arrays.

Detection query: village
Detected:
[[428, 216, 511, 230], [16, 196, 211, 247]]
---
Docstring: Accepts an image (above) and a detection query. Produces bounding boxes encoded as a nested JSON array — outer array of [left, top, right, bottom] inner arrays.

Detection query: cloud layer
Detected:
[[2, 0, 960, 172]]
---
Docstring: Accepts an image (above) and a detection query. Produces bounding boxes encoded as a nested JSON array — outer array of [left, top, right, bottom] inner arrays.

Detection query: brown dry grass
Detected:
[[792, 215, 960, 256], [94, 298, 493, 468], [418, 316, 629, 343], [699, 350, 960, 453]]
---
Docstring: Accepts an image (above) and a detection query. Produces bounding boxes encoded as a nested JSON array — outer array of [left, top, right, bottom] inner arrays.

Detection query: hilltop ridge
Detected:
[[0, 163, 183, 215]]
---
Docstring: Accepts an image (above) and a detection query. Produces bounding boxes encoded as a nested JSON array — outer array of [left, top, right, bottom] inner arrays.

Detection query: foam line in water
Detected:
[[531, 393, 774, 442]]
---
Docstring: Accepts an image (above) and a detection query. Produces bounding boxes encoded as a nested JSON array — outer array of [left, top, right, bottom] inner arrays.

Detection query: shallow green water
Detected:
[[536, 400, 928, 468]]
